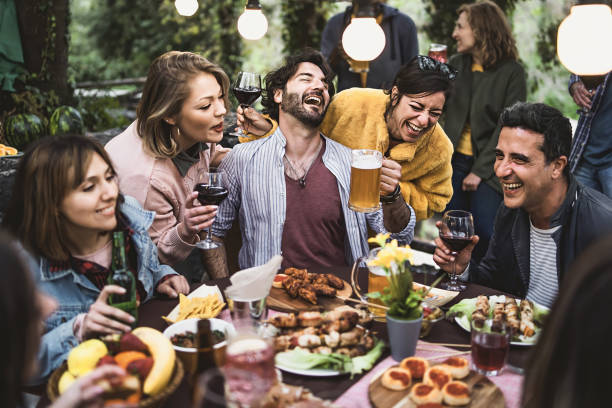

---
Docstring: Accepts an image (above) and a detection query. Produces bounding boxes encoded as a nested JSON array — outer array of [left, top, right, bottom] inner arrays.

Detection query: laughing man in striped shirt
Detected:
[[212, 49, 415, 270], [433, 102, 612, 308]]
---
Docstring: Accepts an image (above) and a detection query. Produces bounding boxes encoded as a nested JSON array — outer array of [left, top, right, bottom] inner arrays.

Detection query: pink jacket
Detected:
[[106, 121, 216, 265]]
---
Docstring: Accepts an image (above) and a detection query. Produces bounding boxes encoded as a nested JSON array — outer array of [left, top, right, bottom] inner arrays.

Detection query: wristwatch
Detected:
[[380, 185, 401, 204]]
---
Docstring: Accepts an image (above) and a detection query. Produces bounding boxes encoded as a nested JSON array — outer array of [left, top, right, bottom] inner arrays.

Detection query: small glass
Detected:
[[226, 295, 268, 331], [223, 328, 276, 408], [471, 319, 510, 376], [193, 168, 227, 250], [428, 43, 448, 63]]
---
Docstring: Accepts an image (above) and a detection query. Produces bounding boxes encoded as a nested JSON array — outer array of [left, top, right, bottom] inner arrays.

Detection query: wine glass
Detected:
[[232, 72, 262, 136], [193, 168, 228, 250], [438, 210, 474, 291]]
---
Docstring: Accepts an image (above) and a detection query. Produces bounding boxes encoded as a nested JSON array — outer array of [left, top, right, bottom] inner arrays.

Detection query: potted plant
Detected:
[[367, 233, 442, 361]]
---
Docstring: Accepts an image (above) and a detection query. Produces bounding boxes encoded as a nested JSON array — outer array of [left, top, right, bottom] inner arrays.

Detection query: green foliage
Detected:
[[49, 105, 84, 136], [71, 0, 243, 82], [4, 113, 46, 150], [76, 96, 130, 132], [280, 0, 336, 56]]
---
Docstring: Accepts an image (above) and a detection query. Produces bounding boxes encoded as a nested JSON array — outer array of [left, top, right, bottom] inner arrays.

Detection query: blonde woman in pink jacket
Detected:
[[106, 51, 230, 279]]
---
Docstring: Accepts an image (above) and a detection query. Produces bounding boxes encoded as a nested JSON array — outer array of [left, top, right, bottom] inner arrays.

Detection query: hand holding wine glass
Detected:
[[193, 168, 228, 250], [232, 72, 262, 136], [434, 210, 476, 291]]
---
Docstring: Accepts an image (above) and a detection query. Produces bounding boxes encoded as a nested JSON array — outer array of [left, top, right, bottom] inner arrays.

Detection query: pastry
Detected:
[[440, 356, 469, 379], [381, 367, 412, 391], [409, 383, 443, 405], [442, 380, 471, 406], [399, 356, 429, 379], [423, 366, 451, 389]]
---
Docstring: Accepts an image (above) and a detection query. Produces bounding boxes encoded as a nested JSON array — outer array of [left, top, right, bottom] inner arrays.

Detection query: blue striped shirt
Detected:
[[212, 127, 416, 269]]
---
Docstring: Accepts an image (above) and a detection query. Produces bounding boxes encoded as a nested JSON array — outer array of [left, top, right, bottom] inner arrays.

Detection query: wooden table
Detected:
[[135, 265, 532, 406]]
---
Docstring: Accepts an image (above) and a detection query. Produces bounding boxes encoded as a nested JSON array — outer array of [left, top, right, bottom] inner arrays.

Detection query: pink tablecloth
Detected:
[[334, 340, 522, 408]]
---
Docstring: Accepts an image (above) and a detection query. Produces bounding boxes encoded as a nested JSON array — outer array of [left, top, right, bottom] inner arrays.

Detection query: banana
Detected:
[[132, 327, 176, 396]]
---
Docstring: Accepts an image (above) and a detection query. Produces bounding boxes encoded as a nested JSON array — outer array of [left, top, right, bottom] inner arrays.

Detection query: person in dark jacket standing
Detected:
[[320, 1, 418, 91], [442, 1, 526, 264], [433, 102, 612, 308]]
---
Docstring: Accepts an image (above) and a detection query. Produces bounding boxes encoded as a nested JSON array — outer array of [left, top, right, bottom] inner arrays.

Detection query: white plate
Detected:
[[162, 317, 235, 352], [454, 295, 549, 346], [164, 284, 224, 323], [275, 363, 346, 377]]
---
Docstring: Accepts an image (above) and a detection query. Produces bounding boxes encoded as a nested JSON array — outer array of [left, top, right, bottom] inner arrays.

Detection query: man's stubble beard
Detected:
[[280, 92, 328, 128]]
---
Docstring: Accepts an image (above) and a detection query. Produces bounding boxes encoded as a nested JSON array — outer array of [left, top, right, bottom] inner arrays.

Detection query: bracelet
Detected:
[[380, 185, 401, 204]]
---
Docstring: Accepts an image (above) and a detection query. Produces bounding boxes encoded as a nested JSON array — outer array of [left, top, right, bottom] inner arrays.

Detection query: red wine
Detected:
[[195, 184, 228, 205], [439, 234, 472, 252], [471, 332, 509, 371], [233, 87, 261, 106]]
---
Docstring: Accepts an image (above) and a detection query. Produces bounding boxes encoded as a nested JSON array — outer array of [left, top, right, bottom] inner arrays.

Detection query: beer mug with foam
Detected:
[[349, 149, 382, 212]]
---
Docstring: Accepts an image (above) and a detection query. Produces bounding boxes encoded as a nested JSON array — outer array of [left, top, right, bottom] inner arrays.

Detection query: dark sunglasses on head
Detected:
[[416, 55, 458, 80]]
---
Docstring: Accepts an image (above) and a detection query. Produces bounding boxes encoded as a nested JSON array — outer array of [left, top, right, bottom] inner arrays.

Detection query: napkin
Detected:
[[224, 255, 282, 301]]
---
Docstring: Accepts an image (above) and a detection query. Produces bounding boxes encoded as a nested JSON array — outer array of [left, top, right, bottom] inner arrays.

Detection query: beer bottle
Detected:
[[107, 231, 138, 327], [192, 319, 219, 404]]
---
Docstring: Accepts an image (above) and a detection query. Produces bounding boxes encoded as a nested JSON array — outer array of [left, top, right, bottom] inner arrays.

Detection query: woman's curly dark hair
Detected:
[[261, 48, 336, 121]]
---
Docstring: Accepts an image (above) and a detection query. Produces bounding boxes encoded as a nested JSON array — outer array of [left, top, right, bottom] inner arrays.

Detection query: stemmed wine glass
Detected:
[[193, 168, 228, 250], [438, 210, 474, 291], [232, 72, 262, 136]]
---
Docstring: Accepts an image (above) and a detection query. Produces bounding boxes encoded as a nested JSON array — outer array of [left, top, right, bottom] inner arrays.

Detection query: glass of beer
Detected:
[[349, 149, 382, 213], [428, 43, 448, 63], [350, 247, 389, 321]]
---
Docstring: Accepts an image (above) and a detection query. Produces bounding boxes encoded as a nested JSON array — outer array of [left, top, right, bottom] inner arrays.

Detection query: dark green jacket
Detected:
[[442, 54, 527, 193]]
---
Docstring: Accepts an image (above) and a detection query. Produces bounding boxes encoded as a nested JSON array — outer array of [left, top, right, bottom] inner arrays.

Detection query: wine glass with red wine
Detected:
[[194, 168, 228, 250], [439, 210, 474, 291], [232, 72, 262, 136]]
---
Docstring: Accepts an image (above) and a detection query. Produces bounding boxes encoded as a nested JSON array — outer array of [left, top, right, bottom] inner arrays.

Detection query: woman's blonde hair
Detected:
[[136, 51, 230, 158], [3, 135, 120, 261], [458, 1, 518, 68]]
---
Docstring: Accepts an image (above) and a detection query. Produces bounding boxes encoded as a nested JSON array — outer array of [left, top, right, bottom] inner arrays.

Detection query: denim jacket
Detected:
[[32, 195, 177, 383]]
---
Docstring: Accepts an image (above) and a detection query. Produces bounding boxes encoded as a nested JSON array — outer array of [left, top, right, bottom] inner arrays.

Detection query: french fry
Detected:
[[162, 293, 225, 323]]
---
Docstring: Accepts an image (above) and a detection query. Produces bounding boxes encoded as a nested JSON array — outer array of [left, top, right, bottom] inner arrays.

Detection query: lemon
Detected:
[[58, 370, 76, 394], [67, 339, 108, 376]]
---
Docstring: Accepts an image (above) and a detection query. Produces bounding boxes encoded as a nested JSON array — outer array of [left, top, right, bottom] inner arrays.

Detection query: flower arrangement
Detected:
[[366, 233, 441, 320]]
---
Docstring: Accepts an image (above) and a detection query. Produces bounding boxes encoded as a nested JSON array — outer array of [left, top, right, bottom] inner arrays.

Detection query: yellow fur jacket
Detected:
[[240, 88, 453, 220]]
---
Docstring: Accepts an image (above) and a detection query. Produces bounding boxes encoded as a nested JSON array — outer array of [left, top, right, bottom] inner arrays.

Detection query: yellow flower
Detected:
[[367, 234, 413, 270], [368, 233, 390, 248]]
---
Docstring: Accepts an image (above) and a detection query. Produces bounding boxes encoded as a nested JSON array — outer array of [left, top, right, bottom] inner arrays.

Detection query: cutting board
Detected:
[[267, 279, 352, 312], [368, 366, 505, 408]]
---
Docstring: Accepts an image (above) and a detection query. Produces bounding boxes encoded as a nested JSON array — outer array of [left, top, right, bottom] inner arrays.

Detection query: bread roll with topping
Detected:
[[400, 356, 429, 379], [381, 367, 412, 391], [409, 383, 443, 405], [440, 356, 469, 379], [423, 366, 451, 389], [442, 380, 471, 406]]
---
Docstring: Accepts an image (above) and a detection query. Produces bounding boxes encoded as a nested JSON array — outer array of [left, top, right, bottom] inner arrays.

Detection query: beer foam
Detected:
[[227, 337, 268, 354], [352, 155, 381, 169]]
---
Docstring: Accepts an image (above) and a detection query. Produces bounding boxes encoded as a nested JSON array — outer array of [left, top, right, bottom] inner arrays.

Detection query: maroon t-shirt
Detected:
[[281, 141, 348, 269]]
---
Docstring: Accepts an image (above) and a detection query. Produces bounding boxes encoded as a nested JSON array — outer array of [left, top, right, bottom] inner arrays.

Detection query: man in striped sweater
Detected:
[[433, 102, 612, 307]]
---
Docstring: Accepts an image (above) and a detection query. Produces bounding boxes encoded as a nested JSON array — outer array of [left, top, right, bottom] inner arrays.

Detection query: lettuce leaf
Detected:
[[448, 298, 478, 322], [275, 348, 351, 372], [350, 340, 384, 377]]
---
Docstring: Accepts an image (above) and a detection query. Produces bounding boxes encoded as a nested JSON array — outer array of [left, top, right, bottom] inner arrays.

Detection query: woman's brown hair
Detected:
[[3, 135, 120, 261], [457, 0, 519, 68], [137, 51, 230, 158], [0, 232, 42, 407]]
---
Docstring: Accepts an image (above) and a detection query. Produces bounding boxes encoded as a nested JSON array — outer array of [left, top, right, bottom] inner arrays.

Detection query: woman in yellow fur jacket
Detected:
[[238, 55, 455, 221]]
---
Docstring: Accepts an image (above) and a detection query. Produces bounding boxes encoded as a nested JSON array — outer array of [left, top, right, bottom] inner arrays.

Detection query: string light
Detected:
[[175, 0, 198, 17], [237, 0, 268, 41]]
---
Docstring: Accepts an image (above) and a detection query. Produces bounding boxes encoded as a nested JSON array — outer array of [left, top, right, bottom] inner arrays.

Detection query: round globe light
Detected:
[[342, 17, 386, 62], [175, 0, 198, 17], [237, 9, 268, 41], [557, 4, 612, 75]]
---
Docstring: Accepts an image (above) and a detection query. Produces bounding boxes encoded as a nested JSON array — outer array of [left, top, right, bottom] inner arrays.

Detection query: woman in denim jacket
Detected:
[[3, 135, 189, 382]]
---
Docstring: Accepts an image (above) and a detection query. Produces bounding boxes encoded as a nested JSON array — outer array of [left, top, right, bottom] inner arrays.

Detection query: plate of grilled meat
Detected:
[[450, 295, 549, 345], [268, 267, 353, 312], [269, 306, 382, 377]]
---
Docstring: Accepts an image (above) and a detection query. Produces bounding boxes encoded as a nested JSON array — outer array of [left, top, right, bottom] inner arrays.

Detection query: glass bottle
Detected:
[[107, 231, 138, 326]]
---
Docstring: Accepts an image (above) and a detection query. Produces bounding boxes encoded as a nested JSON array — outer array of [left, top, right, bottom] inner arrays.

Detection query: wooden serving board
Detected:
[[267, 279, 352, 312], [368, 366, 505, 408]]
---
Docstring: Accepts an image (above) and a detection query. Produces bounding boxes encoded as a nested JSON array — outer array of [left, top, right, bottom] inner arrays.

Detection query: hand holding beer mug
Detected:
[[428, 43, 448, 63], [349, 149, 383, 212]]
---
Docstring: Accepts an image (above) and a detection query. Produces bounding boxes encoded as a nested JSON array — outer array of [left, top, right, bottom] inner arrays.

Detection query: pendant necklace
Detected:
[[284, 141, 322, 188]]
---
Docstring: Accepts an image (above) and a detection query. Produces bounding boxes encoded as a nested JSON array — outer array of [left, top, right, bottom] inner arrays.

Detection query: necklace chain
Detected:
[[283, 141, 322, 188]]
